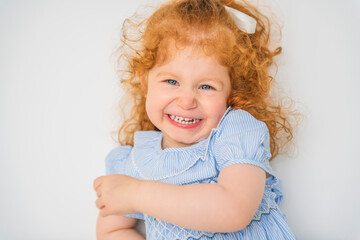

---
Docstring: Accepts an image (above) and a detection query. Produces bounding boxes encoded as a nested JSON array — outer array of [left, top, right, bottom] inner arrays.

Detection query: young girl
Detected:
[[94, 0, 297, 239]]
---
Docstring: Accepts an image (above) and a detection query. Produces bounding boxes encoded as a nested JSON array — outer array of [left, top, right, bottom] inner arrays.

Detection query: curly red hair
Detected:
[[113, 0, 298, 160]]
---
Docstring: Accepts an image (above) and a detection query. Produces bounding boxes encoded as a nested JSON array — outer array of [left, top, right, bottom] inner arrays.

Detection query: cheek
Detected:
[[145, 87, 153, 118], [203, 93, 228, 108], [147, 86, 174, 106], [145, 96, 151, 116], [203, 94, 228, 120], [145, 92, 157, 118], [145, 95, 159, 129], [214, 104, 228, 120], [145, 86, 167, 120]]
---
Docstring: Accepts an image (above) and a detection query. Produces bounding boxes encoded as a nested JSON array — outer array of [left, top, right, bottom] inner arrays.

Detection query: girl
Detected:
[[94, 0, 297, 239]]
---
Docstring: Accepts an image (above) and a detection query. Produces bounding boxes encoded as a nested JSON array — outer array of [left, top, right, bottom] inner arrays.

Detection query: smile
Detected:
[[168, 114, 201, 125]]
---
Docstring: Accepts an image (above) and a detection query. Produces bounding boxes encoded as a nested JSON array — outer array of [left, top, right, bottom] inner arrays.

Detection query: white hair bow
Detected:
[[224, 5, 257, 34]]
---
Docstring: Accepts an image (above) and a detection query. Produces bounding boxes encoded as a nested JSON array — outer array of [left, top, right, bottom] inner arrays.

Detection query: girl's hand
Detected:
[[93, 174, 142, 217]]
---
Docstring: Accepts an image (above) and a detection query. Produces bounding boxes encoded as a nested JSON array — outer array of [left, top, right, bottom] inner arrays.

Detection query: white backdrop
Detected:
[[0, 0, 359, 239]]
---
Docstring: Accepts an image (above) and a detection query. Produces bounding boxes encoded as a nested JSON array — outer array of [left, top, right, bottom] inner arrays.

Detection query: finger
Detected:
[[93, 176, 104, 191], [95, 197, 105, 210], [100, 206, 112, 218], [100, 208, 108, 217], [96, 191, 102, 198]]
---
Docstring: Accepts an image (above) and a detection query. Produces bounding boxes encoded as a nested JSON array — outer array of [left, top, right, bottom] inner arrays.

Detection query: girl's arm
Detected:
[[135, 164, 266, 233], [96, 214, 145, 240]]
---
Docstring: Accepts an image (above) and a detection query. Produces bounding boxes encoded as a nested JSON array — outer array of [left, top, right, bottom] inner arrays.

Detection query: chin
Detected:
[[169, 136, 197, 147], [180, 136, 204, 146], [177, 139, 196, 146]]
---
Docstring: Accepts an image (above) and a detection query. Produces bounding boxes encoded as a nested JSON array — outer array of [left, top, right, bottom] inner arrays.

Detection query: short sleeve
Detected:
[[104, 146, 144, 220], [213, 109, 273, 175], [105, 146, 132, 175]]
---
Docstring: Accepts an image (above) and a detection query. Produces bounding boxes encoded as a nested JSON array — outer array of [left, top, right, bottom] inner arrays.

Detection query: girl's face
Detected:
[[145, 47, 231, 149]]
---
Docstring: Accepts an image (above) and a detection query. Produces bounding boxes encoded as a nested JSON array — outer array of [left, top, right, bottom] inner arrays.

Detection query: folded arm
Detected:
[[135, 164, 266, 232]]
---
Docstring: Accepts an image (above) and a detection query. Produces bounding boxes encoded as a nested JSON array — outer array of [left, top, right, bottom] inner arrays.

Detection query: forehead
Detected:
[[155, 41, 226, 68], [154, 34, 229, 64], [151, 46, 229, 77]]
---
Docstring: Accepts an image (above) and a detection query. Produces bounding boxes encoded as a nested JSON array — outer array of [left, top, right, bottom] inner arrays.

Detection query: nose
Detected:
[[176, 89, 197, 109]]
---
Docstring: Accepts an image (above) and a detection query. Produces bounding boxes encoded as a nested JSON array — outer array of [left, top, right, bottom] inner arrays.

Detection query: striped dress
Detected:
[[105, 108, 296, 239]]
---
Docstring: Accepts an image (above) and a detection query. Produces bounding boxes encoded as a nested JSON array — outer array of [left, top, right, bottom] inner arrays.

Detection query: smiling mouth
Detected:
[[168, 114, 201, 125]]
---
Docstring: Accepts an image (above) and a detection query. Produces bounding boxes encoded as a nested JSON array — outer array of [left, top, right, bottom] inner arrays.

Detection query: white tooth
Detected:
[[171, 115, 200, 124]]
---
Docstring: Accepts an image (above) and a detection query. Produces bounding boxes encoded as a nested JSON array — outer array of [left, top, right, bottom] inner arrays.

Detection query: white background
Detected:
[[1, 0, 359, 239]]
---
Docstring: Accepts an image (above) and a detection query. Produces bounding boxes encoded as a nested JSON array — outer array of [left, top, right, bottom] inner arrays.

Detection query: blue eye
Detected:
[[200, 85, 212, 90], [167, 79, 178, 85]]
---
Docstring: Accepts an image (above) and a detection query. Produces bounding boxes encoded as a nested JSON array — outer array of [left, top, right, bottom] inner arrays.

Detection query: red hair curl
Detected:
[[113, 0, 299, 161]]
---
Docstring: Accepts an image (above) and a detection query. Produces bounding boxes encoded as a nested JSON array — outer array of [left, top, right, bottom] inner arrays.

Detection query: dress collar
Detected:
[[131, 107, 233, 180]]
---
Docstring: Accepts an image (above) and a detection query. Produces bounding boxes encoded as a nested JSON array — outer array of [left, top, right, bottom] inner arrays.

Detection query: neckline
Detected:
[[131, 132, 212, 180], [156, 131, 211, 153], [131, 107, 233, 180]]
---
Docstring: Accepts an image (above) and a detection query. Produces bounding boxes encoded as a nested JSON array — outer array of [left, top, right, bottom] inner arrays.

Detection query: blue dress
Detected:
[[105, 108, 296, 239]]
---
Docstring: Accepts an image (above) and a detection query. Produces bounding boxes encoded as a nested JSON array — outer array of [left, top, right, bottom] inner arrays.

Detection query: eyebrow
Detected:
[[155, 71, 179, 79], [200, 78, 224, 87]]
